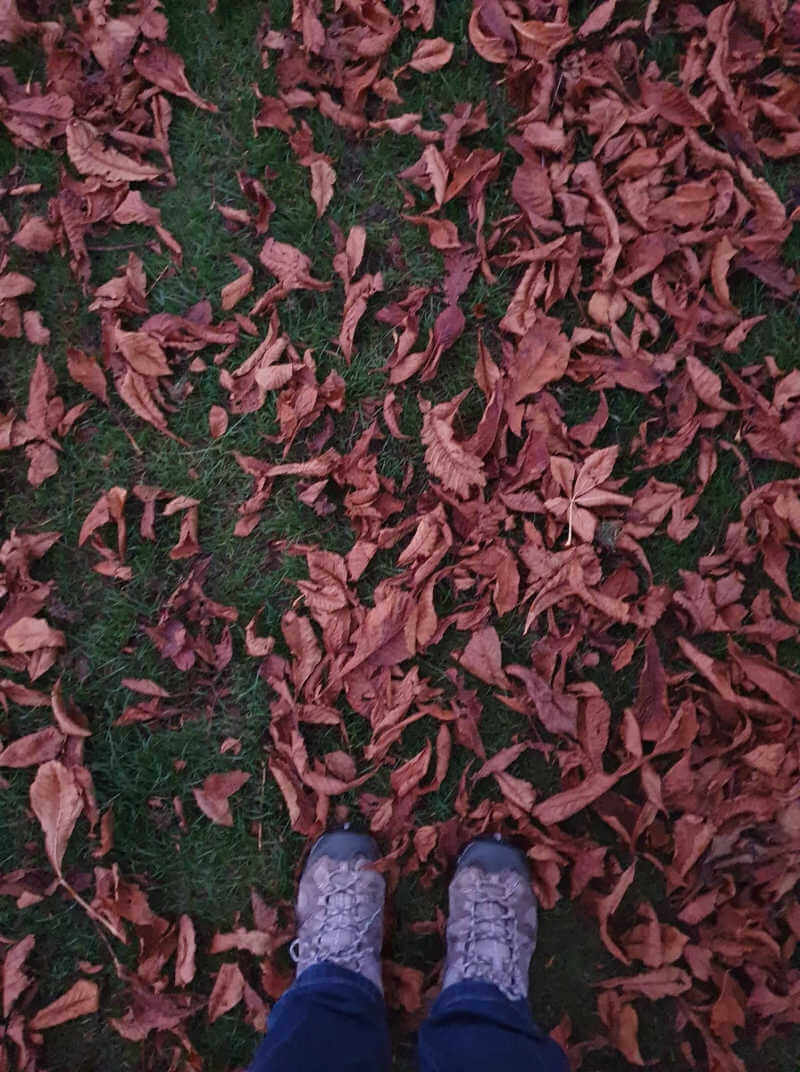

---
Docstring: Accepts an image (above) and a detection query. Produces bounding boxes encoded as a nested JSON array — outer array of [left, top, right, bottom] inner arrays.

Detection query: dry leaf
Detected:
[[208, 405, 229, 438], [207, 962, 245, 1022], [174, 914, 196, 987], [67, 349, 108, 403], [66, 119, 162, 182], [408, 37, 454, 72], [29, 979, 99, 1029], [29, 760, 83, 876], [192, 771, 251, 826]]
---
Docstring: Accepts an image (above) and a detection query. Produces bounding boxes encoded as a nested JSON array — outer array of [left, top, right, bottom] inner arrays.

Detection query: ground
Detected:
[[1, 1, 800, 1070]]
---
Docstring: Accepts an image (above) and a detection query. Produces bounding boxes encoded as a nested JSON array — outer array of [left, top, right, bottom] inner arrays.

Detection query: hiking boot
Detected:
[[290, 829, 385, 993], [442, 835, 538, 1002]]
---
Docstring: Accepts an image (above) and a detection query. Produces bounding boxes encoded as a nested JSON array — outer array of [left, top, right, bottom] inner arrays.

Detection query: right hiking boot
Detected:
[[442, 835, 538, 1002], [289, 829, 385, 993]]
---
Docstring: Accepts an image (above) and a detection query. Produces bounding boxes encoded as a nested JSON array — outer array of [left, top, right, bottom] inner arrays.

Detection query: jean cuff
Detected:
[[431, 981, 536, 1025], [291, 961, 385, 1007]]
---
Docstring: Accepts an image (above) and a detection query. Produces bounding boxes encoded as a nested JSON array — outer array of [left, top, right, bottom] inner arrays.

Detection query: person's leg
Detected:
[[248, 830, 390, 1072], [418, 981, 567, 1072], [248, 962, 390, 1072], [418, 836, 568, 1072]]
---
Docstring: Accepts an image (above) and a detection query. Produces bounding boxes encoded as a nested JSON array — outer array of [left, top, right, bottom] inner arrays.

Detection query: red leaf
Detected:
[[2, 934, 35, 1017], [207, 962, 245, 1022], [174, 914, 196, 987], [0, 727, 64, 768], [192, 771, 251, 827], [408, 37, 454, 72], [29, 979, 98, 1029], [459, 626, 510, 689], [29, 760, 83, 876]]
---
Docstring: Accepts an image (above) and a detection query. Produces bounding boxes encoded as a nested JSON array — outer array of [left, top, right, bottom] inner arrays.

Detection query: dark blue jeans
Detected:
[[248, 963, 569, 1071]]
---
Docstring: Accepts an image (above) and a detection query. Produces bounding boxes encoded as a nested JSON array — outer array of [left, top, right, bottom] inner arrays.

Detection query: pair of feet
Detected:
[[290, 830, 538, 1003]]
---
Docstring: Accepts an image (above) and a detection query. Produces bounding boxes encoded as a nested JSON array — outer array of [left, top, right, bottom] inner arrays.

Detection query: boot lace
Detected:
[[461, 878, 524, 1000], [290, 865, 381, 969]]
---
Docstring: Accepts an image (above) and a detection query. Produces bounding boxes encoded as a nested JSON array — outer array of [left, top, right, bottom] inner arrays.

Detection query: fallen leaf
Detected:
[[29, 760, 83, 876], [408, 37, 454, 72], [134, 44, 218, 112], [421, 393, 486, 498], [3, 617, 65, 653], [29, 979, 99, 1029], [207, 962, 245, 1022], [174, 914, 196, 987], [0, 727, 64, 767], [66, 119, 162, 182], [67, 349, 108, 404], [209, 405, 229, 438], [2, 934, 35, 1017], [192, 771, 251, 827]]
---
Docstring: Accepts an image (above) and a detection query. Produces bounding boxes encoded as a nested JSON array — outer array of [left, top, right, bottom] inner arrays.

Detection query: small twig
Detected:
[[146, 261, 172, 296], [106, 406, 143, 455], [59, 876, 127, 945]]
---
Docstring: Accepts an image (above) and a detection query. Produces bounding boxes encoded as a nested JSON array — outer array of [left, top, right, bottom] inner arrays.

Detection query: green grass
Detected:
[[2, 0, 800, 1069]]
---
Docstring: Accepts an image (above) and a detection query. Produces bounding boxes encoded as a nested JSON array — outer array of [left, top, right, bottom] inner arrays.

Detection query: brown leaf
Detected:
[[209, 928, 271, 956], [25, 443, 59, 488], [597, 992, 643, 1065], [259, 238, 331, 291], [13, 215, 55, 252], [421, 393, 486, 498], [600, 966, 691, 999], [0, 727, 64, 767], [66, 119, 161, 182], [578, 0, 617, 36], [192, 770, 250, 826], [685, 355, 736, 411], [207, 962, 245, 1022], [640, 79, 707, 126], [459, 627, 510, 689], [51, 679, 91, 737], [2, 934, 35, 1017], [3, 617, 65, 653], [208, 405, 229, 438], [309, 159, 336, 218], [495, 770, 536, 812], [121, 678, 171, 698], [115, 329, 171, 377], [710, 235, 737, 308], [30, 760, 83, 876], [220, 256, 253, 311], [174, 914, 196, 987], [511, 320, 570, 402], [408, 37, 454, 72], [66, 348, 108, 404], [533, 770, 621, 825], [383, 961, 424, 1013], [0, 271, 35, 299], [134, 44, 218, 112], [29, 979, 99, 1029], [0, 0, 37, 45], [23, 310, 50, 346]]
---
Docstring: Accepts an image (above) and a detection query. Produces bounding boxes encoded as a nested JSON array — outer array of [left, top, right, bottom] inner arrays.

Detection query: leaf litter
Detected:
[[2, 0, 800, 1069]]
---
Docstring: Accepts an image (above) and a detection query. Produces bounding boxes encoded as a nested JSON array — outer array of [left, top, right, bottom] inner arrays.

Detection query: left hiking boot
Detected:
[[442, 835, 538, 1002], [290, 829, 385, 993]]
